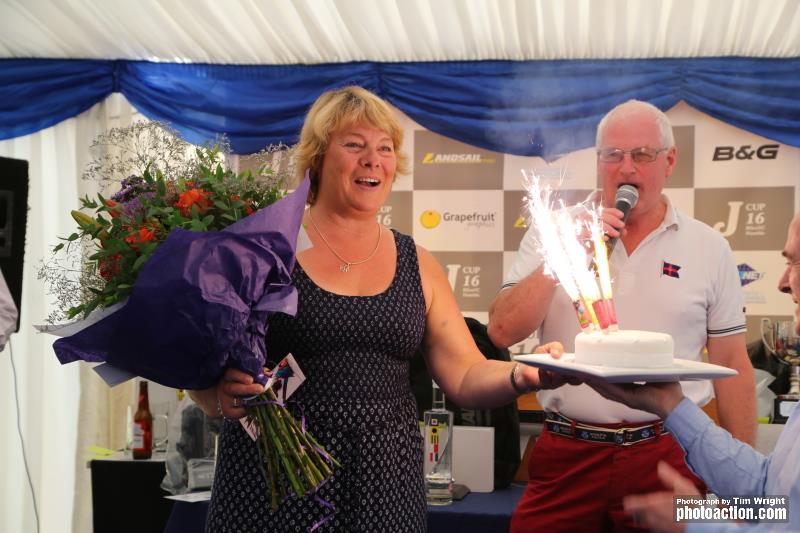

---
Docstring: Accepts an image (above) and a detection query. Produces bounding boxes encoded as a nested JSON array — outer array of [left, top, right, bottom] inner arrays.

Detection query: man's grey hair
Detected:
[[595, 100, 675, 149]]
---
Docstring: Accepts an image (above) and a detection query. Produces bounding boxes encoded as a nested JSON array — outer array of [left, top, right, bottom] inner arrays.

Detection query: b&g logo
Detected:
[[712, 144, 779, 161], [714, 201, 767, 237]]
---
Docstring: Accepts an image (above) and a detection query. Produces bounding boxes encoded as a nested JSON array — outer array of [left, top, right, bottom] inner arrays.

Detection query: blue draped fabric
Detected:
[[2, 57, 799, 158]]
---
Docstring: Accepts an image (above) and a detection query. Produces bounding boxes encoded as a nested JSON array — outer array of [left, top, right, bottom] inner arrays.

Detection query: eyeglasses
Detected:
[[597, 147, 669, 164]]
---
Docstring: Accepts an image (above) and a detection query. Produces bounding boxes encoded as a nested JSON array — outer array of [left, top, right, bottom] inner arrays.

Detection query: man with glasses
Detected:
[[488, 100, 756, 531]]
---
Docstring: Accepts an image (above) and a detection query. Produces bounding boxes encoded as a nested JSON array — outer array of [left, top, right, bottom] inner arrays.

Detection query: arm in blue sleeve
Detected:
[[666, 399, 770, 498]]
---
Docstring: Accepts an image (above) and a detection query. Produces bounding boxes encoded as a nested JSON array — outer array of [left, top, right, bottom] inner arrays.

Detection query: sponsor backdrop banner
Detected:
[[243, 102, 799, 350], [405, 102, 799, 350]]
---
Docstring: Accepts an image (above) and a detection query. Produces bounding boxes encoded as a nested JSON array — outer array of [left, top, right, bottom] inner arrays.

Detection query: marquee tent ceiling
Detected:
[[2, 0, 800, 64], [3, 0, 800, 158]]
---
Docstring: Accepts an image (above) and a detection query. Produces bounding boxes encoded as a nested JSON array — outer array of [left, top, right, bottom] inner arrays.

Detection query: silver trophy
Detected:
[[761, 318, 800, 422]]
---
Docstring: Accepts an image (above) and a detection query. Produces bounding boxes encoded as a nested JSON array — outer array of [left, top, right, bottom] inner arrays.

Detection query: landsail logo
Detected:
[[419, 210, 442, 229], [738, 264, 765, 287], [421, 152, 496, 164]]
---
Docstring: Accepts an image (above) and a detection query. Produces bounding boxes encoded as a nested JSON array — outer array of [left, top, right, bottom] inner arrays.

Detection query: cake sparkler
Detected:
[[588, 210, 619, 331], [522, 170, 622, 334], [525, 173, 596, 332]]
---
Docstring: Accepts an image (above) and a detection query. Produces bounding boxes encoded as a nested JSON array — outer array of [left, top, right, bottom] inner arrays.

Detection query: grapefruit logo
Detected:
[[420, 210, 441, 229]]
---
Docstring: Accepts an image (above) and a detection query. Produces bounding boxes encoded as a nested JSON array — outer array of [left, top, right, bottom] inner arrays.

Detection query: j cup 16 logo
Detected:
[[712, 144, 780, 161], [431, 253, 502, 310], [714, 201, 767, 237], [446, 264, 482, 299], [376, 205, 393, 227]]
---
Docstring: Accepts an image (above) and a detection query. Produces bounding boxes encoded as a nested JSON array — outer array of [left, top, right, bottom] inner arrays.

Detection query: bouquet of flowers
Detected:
[[39, 123, 338, 511]]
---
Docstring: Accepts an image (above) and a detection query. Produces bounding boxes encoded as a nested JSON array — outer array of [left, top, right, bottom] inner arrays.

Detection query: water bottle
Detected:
[[424, 380, 453, 505]]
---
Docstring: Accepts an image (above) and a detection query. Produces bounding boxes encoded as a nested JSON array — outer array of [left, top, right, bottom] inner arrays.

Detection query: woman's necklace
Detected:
[[308, 209, 383, 273]]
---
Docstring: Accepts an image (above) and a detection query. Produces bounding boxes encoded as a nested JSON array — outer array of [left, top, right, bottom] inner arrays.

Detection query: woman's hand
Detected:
[[517, 342, 581, 392], [216, 367, 265, 419]]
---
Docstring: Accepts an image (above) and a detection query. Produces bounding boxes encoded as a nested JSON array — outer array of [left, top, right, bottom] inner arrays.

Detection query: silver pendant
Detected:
[[340, 262, 350, 273]]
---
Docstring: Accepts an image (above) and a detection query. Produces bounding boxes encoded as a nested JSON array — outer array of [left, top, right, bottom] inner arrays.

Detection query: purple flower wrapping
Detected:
[[53, 178, 310, 390]]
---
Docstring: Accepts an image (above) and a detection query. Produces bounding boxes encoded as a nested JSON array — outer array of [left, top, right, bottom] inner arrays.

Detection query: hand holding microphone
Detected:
[[604, 185, 639, 255]]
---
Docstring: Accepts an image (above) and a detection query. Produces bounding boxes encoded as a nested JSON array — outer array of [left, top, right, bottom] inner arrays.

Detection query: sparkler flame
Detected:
[[590, 210, 613, 299], [522, 169, 618, 333]]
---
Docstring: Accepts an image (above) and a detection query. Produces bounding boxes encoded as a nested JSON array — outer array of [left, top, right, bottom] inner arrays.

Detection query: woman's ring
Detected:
[[232, 397, 239, 408]]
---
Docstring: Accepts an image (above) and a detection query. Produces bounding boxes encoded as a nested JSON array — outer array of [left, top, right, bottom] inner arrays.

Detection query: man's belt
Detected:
[[545, 412, 669, 446]]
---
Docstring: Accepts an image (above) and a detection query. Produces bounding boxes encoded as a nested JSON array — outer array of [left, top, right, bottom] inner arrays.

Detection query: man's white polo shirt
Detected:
[[503, 194, 745, 423]]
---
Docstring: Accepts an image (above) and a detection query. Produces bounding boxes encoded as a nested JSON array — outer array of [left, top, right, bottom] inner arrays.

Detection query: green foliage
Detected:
[[40, 123, 290, 322]]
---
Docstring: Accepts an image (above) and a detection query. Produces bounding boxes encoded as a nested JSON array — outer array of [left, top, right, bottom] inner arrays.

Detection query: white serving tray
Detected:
[[513, 353, 738, 383]]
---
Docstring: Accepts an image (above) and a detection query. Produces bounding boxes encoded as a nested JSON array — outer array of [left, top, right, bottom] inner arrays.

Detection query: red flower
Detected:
[[125, 226, 156, 251], [175, 188, 213, 217], [104, 199, 122, 218], [98, 253, 123, 281], [230, 194, 254, 215]]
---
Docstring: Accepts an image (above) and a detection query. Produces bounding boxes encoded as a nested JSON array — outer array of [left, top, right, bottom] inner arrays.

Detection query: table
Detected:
[[89, 454, 174, 533], [165, 484, 526, 533], [429, 484, 525, 533]]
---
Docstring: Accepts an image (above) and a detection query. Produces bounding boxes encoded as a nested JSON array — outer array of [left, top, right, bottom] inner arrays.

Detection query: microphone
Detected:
[[605, 184, 639, 255]]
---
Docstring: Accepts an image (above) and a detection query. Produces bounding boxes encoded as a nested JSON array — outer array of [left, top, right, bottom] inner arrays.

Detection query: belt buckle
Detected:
[[614, 427, 629, 445]]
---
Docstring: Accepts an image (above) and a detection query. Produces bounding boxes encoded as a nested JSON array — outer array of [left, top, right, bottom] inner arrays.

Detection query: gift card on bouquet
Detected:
[[240, 353, 306, 441], [264, 353, 306, 403]]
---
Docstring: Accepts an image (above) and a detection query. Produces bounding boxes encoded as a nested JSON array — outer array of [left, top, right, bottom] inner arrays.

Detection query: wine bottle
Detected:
[[132, 380, 153, 459]]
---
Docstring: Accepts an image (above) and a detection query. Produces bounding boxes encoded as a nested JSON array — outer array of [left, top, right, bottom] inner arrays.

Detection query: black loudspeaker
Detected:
[[0, 156, 28, 332]]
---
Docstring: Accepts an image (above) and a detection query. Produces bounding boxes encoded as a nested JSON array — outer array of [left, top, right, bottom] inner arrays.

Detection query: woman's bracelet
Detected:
[[216, 396, 225, 418], [510, 362, 534, 395]]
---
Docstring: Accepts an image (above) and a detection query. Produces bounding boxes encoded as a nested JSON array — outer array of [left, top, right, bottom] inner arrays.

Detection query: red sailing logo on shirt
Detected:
[[662, 261, 681, 279]]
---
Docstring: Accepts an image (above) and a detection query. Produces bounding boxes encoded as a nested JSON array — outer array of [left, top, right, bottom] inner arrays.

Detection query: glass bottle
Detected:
[[424, 380, 453, 505], [132, 380, 153, 459]]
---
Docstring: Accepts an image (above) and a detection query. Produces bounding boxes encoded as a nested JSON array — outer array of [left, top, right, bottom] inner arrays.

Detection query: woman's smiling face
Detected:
[[317, 123, 397, 215]]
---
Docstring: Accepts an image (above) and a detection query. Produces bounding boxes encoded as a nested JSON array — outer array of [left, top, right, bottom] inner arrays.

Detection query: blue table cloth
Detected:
[[164, 484, 526, 533]]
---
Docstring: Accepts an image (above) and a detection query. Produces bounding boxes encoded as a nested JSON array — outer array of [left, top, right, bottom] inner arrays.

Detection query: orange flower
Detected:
[[175, 188, 213, 217]]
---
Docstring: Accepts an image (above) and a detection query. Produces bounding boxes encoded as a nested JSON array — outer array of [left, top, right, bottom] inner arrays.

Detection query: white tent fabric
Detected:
[[0, 95, 140, 533], [2, 0, 800, 63]]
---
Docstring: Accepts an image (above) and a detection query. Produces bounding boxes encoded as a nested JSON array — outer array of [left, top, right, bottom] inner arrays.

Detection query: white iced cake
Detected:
[[574, 330, 674, 368]]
